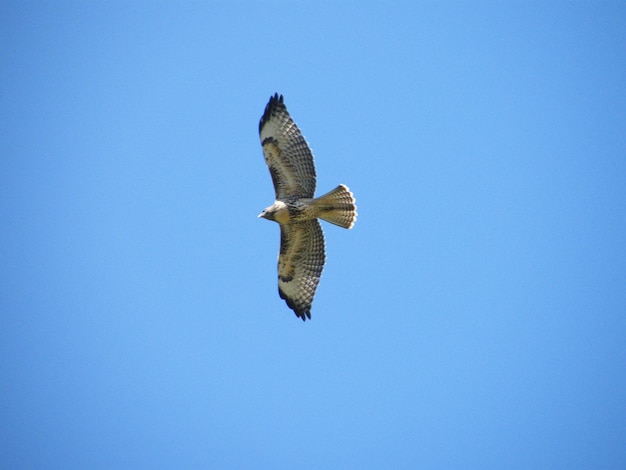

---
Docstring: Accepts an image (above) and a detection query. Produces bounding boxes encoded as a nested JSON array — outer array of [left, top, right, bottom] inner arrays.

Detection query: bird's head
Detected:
[[258, 206, 276, 221], [258, 201, 287, 223]]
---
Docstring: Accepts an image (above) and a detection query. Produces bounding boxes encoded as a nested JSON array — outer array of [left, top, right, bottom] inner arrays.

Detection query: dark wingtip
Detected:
[[259, 93, 285, 134], [279, 286, 311, 321], [295, 309, 311, 321]]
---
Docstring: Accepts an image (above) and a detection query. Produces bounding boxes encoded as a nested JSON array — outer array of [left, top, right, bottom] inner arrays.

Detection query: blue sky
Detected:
[[1, 2, 625, 468]]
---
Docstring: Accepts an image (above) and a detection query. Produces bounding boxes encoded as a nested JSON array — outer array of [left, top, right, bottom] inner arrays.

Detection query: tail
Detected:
[[314, 184, 357, 229]]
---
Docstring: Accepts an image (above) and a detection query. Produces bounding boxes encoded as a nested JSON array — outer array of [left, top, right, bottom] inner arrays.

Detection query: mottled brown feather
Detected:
[[259, 94, 316, 199], [277, 220, 325, 320]]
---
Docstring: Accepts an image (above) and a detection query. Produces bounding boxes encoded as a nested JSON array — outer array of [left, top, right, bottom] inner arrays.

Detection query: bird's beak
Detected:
[[258, 211, 265, 218]]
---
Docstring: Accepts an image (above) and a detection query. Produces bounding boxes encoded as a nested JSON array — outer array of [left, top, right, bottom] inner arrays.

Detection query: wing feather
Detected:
[[277, 220, 325, 320], [259, 94, 317, 199]]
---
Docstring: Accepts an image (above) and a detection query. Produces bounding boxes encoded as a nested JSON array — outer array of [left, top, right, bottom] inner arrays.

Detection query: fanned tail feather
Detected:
[[314, 184, 357, 229]]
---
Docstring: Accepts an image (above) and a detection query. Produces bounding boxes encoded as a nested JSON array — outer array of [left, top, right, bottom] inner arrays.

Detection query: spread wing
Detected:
[[278, 220, 326, 321], [259, 93, 317, 199]]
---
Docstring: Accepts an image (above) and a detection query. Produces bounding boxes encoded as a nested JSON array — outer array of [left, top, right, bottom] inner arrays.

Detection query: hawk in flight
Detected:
[[258, 93, 357, 321]]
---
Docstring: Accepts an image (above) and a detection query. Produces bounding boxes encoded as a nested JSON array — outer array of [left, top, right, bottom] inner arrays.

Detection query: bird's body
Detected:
[[258, 94, 357, 321]]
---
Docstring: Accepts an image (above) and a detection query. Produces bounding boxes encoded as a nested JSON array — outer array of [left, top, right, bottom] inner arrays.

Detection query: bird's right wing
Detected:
[[277, 220, 326, 320]]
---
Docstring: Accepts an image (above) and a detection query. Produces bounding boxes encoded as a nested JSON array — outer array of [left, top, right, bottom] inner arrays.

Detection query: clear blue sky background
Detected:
[[1, 2, 625, 468]]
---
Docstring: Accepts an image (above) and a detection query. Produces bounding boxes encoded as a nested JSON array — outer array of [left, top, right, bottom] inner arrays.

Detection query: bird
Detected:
[[258, 93, 357, 321]]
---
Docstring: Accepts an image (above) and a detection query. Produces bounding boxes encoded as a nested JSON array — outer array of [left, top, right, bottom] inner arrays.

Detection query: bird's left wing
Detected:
[[277, 220, 326, 320], [259, 94, 317, 199]]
